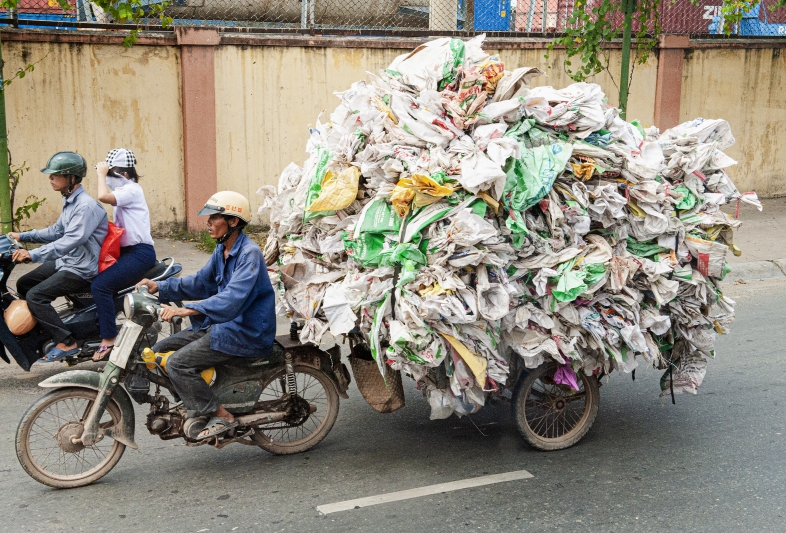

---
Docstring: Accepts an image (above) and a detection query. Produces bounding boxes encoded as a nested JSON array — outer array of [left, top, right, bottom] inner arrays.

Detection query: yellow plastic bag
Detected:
[[390, 173, 457, 217], [478, 58, 505, 93], [440, 333, 487, 388], [627, 198, 647, 218], [306, 166, 361, 212], [571, 162, 595, 181]]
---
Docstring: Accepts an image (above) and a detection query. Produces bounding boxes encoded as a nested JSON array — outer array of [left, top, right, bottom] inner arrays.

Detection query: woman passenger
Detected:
[[92, 148, 156, 360]]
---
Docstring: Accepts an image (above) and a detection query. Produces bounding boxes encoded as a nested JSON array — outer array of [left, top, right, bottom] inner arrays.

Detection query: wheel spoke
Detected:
[[256, 368, 333, 447], [532, 410, 551, 436]]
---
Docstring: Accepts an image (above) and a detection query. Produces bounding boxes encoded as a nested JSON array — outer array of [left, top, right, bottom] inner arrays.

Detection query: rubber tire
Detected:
[[16, 388, 126, 488], [252, 364, 339, 455], [512, 362, 600, 451]]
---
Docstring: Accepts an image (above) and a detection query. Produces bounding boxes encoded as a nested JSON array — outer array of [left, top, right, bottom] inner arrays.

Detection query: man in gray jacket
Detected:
[[9, 152, 108, 362]]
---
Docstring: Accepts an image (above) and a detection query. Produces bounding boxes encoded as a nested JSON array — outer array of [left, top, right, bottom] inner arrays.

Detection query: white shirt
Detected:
[[111, 178, 155, 248]]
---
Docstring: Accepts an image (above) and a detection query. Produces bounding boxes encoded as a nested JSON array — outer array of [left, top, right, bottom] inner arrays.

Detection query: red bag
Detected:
[[98, 222, 126, 273]]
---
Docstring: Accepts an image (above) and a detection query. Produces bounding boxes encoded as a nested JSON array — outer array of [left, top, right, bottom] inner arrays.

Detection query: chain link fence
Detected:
[[0, 0, 784, 36]]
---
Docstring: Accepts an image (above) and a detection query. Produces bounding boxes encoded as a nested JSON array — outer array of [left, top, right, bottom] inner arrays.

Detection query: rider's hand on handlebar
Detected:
[[7, 232, 20, 242], [12, 249, 31, 263], [136, 278, 159, 294], [159, 304, 200, 323]]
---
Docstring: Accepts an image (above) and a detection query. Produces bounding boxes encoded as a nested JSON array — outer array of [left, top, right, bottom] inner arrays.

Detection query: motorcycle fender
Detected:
[[39, 370, 138, 450], [0, 314, 36, 371], [217, 381, 262, 414], [293, 346, 348, 397]]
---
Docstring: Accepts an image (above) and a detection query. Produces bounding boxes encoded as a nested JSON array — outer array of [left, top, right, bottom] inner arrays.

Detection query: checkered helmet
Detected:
[[104, 148, 136, 168]]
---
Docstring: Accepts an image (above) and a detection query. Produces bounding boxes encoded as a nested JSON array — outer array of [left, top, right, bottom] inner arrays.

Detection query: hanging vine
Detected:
[[547, 0, 784, 86]]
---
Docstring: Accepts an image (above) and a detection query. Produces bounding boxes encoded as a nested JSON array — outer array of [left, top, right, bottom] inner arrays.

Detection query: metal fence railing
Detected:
[[0, 0, 784, 36]]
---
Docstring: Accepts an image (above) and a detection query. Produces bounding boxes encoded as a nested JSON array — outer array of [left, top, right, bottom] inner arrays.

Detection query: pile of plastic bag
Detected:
[[258, 35, 761, 419]]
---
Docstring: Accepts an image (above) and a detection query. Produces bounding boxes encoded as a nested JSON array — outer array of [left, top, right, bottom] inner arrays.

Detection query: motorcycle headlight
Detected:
[[123, 293, 135, 318]]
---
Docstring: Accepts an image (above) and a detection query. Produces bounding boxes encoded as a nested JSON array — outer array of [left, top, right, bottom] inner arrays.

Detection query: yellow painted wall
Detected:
[[214, 45, 657, 222], [681, 47, 786, 197], [3, 41, 184, 230]]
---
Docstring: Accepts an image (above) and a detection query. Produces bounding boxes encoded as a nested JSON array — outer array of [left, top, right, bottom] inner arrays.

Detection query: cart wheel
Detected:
[[512, 362, 599, 451]]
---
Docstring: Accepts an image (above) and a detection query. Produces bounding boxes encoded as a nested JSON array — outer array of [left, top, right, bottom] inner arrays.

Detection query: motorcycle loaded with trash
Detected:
[[15, 286, 350, 488], [0, 235, 183, 370]]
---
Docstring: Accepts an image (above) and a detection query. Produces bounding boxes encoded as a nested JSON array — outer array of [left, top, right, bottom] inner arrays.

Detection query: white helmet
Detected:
[[197, 191, 251, 223]]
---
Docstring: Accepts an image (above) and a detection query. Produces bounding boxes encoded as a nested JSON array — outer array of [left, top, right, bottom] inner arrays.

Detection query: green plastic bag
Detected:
[[504, 211, 529, 248], [552, 270, 588, 302], [303, 146, 334, 222], [549, 261, 606, 303], [551, 260, 587, 302], [720, 261, 732, 280], [626, 237, 671, 258], [503, 142, 573, 212], [396, 259, 418, 287], [439, 39, 466, 91], [501, 119, 573, 247], [344, 232, 388, 268], [379, 243, 428, 269], [673, 184, 697, 211], [582, 263, 607, 286], [356, 199, 401, 236]]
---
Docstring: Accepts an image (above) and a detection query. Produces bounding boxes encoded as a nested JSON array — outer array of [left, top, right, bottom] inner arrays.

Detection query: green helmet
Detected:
[[41, 151, 87, 178]]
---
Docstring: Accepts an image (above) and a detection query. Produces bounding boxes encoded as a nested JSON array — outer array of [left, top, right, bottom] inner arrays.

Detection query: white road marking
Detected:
[[316, 469, 534, 515]]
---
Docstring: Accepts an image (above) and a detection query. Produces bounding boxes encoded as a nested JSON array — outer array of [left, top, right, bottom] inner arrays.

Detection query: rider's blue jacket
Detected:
[[158, 232, 276, 357], [19, 186, 108, 280]]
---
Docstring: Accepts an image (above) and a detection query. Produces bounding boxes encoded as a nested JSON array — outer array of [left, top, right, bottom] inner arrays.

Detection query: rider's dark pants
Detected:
[[17, 261, 91, 346], [152, 329, 237, 418], [91, 243, 156, 340]]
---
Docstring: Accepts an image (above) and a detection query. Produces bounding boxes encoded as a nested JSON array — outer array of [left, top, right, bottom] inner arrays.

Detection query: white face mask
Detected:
[[106, 176, 126, 190]]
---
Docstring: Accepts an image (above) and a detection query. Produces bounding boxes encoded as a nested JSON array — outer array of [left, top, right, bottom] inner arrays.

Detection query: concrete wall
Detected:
[[3, 40, 184, 230], [0, 31, 780, 230], [681, 47, 786, 197]]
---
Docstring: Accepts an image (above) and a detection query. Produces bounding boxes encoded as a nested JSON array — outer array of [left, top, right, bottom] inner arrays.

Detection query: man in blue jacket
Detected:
[[136, 191, 276, 441], [9, 151, 108, 362]]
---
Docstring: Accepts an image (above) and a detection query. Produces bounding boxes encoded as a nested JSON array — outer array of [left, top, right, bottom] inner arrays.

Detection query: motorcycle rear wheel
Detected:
[[252, 364, 339, 455], [16, 388, 126, 488], [512, 362, 600, 451]]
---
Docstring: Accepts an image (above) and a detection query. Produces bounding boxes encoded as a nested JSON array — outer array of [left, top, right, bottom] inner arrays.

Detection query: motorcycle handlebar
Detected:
[[0, 234, 23, 260]]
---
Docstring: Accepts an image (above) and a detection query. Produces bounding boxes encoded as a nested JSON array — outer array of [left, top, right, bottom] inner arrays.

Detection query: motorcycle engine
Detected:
[[146, 411, 184, 440]]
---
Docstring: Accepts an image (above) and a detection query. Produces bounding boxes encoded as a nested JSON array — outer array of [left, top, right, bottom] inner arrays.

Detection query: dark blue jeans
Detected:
[[91, 243, 156, 339]]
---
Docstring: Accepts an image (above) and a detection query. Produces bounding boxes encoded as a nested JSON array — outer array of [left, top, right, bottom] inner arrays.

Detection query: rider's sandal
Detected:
[[196, 417, 238, 441], [92, 345, 114, 362], [39, 346, 80, 363]]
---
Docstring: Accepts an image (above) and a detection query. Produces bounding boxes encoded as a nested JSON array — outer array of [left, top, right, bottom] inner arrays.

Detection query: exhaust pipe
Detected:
[[236, 403, 317, 426]]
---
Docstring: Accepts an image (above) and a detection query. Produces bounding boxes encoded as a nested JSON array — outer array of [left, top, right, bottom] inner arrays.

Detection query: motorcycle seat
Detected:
[[116, 258, 181, 296], [141, 260, 169, 280], [221, 344, 284, 368]]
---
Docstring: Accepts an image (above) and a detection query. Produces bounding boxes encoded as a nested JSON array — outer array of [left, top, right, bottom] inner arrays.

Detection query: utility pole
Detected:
[[0, 35, 12, 234], [619, 0, 636, 120]]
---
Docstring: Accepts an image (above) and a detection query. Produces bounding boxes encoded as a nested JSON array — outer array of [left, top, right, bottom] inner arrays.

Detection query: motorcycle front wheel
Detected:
[[16, 388, 126, 488], [251, 364, 339, 455]]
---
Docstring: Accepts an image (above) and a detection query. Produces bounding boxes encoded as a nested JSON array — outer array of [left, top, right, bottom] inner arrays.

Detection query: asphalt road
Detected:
[[0, 264, 784, 532]]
